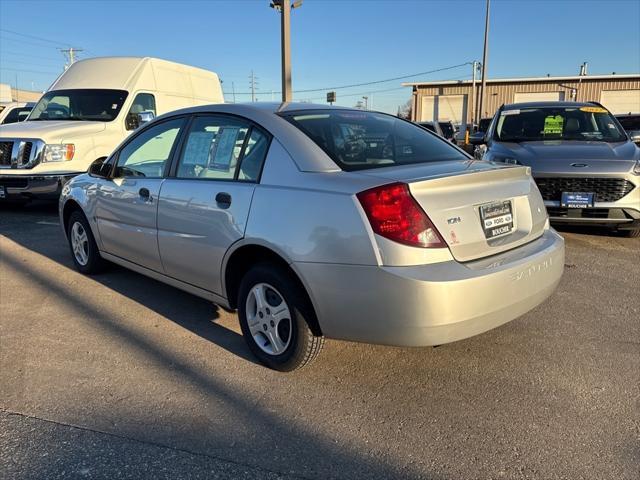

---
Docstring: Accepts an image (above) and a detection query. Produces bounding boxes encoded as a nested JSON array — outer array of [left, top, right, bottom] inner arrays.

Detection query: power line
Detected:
[[0, 58, 63, 68], [230, 62, 472, 95], [0, 50, 61, 61], [0, 28, 71, 47], [0, 66, 61, 75], [294, 62, 472, 93]]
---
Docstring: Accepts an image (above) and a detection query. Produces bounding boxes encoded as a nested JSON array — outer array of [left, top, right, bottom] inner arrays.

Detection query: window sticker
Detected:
[[501, 109, 520, 116], [210, 127, 241, 171], [543, 115, 564, 135], [580, 106, 607, 113], [183, 131, 215, 166]]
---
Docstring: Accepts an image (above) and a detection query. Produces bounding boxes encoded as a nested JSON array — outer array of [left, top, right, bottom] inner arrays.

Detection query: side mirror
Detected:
[[630, 131, 640, 146], [125, 110, 155, 131], [469, 132, 486, 145], [89, 156, 110, 178]]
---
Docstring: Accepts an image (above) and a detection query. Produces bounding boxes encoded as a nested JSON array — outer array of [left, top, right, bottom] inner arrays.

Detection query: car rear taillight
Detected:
[[357, 182, 446, 248]]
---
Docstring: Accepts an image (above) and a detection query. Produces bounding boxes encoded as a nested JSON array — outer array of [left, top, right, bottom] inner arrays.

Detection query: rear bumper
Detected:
[[0, 173, 79, 200], [295, 229, 565, 347]]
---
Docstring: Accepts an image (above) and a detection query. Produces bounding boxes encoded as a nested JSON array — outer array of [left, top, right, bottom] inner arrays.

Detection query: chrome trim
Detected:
[[0, 138, 45, 169]]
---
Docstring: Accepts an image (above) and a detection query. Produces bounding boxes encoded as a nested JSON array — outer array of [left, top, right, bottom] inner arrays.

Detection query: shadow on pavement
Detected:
[[1, 237, 431, 479]]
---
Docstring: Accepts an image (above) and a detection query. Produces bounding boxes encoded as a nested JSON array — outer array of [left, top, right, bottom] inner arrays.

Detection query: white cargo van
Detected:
[[0, 57, 223, 200]]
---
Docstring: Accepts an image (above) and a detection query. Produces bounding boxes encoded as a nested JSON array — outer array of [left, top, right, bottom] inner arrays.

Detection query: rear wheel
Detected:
[[237, 263, 323, 371], [67, 210, 104, 274]]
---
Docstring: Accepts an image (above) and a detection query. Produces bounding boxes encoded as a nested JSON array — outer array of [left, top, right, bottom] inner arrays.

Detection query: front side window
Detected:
[[495, 106, 626, 143], [176, 116, 257, 180], [29, 89, 128, 122], [283, 110, 466, 171], [125, 93, 157, 130], [115, 118, 184, 178]]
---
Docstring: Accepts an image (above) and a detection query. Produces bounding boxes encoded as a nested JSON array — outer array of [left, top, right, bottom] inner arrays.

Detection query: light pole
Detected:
[[271, 0, 303, 102], [478, 0, 490, 122]]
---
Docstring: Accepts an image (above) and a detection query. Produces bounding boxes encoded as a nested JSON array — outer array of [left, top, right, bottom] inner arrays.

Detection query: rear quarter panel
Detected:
[[244, 140, 378, 265]]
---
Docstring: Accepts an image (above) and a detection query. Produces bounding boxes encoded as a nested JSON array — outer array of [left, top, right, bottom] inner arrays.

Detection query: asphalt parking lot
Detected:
[[1, 202, 638, 480]]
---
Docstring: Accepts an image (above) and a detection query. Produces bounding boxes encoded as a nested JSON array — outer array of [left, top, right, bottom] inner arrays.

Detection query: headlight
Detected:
[[633, 160, 640, 175], [43, 144, 75, 162]]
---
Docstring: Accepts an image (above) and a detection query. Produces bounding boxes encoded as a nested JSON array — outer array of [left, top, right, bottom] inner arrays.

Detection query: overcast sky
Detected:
[[1, 0, 639, 113]]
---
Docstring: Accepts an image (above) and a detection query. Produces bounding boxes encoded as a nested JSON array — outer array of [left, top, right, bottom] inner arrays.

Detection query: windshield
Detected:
[[495, 106, 626, 143], [29, 89, 128, 122], [283, 110, 467, 171]]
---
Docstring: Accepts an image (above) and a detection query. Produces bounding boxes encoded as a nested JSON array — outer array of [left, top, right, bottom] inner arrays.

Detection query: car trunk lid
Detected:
[[359, 160, 548, 262]]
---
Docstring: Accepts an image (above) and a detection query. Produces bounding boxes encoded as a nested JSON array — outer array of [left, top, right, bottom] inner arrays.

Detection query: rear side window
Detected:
[[175, 115, 268, 182], [283, 110, 466, 171]]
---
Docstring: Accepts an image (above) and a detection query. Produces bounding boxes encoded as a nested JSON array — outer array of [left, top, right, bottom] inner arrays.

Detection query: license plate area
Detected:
[[480, 200, 514, 239], [561, 192, 594, 208]]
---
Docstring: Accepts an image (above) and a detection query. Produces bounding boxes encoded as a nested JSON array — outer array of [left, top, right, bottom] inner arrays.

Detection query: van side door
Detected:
[[95, 117, 185, 272], [157, 115, 270, 294]]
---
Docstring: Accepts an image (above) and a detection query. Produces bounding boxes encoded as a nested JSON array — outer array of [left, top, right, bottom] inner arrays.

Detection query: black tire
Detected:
[[237, 263, 323, 371], [66, 210, 105, 274]]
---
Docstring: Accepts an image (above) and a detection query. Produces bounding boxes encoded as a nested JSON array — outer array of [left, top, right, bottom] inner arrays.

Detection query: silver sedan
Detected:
[[60, 103, 564, 371]]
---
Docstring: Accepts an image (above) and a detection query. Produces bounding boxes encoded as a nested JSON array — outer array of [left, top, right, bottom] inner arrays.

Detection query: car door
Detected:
[[157, 114, 271, 294], [96, 117, 186, 272]]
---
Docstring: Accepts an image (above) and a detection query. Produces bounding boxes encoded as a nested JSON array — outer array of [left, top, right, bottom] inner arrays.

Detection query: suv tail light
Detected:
[[357, 182, 446, 248]]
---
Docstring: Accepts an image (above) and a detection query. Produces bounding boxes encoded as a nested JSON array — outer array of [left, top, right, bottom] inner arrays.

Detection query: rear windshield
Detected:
[[495, 106, 626, 142], [283, 110, 467, 171]]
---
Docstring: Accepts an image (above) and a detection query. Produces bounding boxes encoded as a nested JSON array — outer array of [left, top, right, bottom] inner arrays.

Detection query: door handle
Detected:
[[215, 192, 232, 208], [139, 187, 151, 200]]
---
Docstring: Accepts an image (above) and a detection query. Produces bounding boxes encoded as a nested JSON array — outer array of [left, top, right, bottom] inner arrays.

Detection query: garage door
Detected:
[[513, 91, 564, 103], [600, 90, 640, 114], [436, 95, 466, 123], [420, 96, 435, 122]]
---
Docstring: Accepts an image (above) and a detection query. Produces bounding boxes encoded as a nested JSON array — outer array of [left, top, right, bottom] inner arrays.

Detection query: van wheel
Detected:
[[67, 210, 104, 274], [237, 263, 323, 371]]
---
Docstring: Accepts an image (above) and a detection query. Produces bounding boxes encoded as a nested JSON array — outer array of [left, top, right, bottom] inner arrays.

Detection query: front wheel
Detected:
[[237, 263, 323, 371]]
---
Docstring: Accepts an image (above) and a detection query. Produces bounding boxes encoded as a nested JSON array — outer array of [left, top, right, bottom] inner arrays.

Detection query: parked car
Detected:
[[471, 101, 640, 236], [416, 120, 444, 137], [417, 120, 456, 142], [0, 57, 223, 202], [60, 103, 564, 371], [0, 102, 36, 125], [438, 120, 456, 141], [616, 113, 640, 146]]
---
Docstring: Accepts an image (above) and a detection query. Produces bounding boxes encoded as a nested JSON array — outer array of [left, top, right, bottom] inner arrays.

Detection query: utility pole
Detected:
[[60, 47, 83, 69], [231, 82, 236, 103], [271, 0, 303, 102], [576, 61, 588, 102], [249, 70, 258, 102], [478, 0, 490, 122], [470, 61, 478, 127]]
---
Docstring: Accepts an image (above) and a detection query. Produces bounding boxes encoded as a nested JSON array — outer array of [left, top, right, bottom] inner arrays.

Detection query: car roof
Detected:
[[502, 101, 605, 110]]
